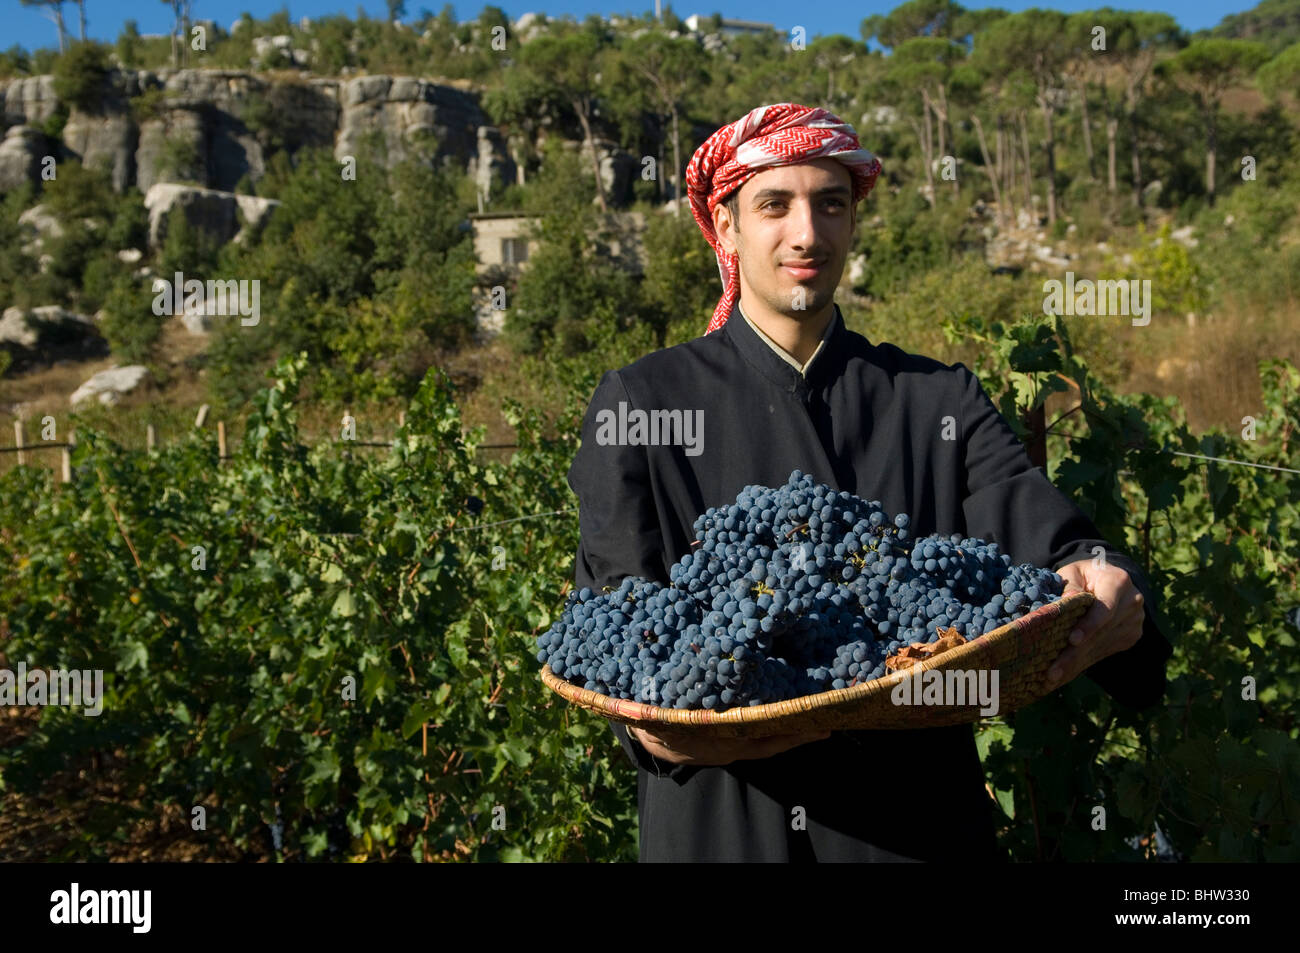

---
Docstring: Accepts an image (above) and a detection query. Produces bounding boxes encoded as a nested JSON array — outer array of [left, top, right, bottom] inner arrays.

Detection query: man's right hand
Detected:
[[628, 724, 832, 767]]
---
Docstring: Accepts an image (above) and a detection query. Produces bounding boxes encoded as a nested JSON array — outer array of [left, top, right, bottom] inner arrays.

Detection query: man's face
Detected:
[[713, 158, 857, 323]]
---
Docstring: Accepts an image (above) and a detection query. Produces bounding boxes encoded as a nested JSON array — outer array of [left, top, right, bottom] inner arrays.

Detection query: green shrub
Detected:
[[115, 20, 144, 70], [40, 103, 70, 143], [80, 252, 126, 314], [128, 85, 172, 124], [99, 272, 165, 363], [41, 160, 116, 223], [1103, 222, 1208, 317], [106, 190, 150, 251], [1115, 202, 1142, 228], [157, 206, 222, 279], [155, 136, 205, 186], [0, 183, 39, 308], [52, 41, 113, 114], [853, 184, 979, 299], [640, 204, 717, 344], [42, 227, 103, 302], [853, 254, 1038, 363], [0, 44, 32, 78], [505, 138, 648, 355], [31, 48, 59, 74]]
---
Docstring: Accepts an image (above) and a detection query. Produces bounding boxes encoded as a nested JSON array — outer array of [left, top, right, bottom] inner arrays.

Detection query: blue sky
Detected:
[[7, 1, 1259, 54]]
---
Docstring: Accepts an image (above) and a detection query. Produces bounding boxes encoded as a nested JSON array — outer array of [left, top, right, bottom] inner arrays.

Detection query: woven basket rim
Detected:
[[540, 589, 1094, 726]]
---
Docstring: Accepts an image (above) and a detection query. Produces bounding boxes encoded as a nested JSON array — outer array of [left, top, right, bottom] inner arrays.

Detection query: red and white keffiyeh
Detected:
[[685, 103, 883, 334]]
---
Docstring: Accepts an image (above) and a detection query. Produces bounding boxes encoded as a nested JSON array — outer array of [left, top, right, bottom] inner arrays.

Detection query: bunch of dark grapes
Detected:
[[536, 470, 1065, 710]]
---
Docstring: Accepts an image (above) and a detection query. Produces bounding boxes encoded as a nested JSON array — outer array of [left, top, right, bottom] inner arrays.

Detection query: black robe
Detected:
[[566, 300, 1173, 862]]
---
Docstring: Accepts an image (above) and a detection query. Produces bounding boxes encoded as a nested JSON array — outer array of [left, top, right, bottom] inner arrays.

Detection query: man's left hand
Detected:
[[1046, 559, 1146, 688]]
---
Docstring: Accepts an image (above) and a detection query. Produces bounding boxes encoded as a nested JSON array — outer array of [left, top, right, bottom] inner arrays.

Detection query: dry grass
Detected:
[[2, 267, 1297, 479], [0, 330, 572, 481]]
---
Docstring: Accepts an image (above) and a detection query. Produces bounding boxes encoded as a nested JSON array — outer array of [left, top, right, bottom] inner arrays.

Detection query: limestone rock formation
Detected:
[[0, 305, 106, 371], [0, 125, 48, 190], [144, 182, 281, 248], [0, 75, 60, 125], [70, 364, 150, 407], [2, 68, 517, 197]]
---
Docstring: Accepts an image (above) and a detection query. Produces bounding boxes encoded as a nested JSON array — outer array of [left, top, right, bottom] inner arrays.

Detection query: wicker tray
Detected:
[[540, 590, 1094, 737]]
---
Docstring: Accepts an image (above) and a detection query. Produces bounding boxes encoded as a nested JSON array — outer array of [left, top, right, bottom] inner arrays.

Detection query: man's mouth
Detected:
[[782, 260, 825, 280]]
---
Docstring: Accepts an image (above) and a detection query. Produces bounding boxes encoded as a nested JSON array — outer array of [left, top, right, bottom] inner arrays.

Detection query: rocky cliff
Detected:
[[0, 69, 521, 197]]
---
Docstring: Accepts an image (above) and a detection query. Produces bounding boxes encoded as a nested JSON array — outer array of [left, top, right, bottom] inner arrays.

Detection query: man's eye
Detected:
[[764, 200, 845, 210]]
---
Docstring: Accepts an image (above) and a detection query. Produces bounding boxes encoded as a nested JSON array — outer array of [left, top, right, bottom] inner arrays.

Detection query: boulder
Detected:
[[849, 253, 868, 287], [473, 290, 506, 343], [862, 105, 899, 126], [0, 305, 95, 349], [61, 109, 139, 193], [135, 106, 208, 193], [1170, 225, 1197, 248], [0, 125, 48, 191], [144, 183, 236, 247], [17, 204, 62, 256], [515, 13, 545, 40], [252, 34, 295, 64], [343, 75, 393, 107], [70, 365, 150, 407], [179, 297, 217, 335], [231, 194, 280, 242], [1032, 243, 1071, 268], [0, 75, 59, 125], [389, 76, 426, 101], [144, 182, 282, 249], [0, 305, 106, 371], [334, 76, 491, 175]]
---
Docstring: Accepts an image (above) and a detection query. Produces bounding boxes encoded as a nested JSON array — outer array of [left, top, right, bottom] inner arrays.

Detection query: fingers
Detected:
[[1068, 570, 1143, 645], [1057, 562, 1087, 593], [1047, 598, 1145, 685], [1069, 598, 1111, 646], [1070, 584, 1143, 646], [739, 729, 832, 760], [631, 726, 673, 750], [632, 725, 830, 765]]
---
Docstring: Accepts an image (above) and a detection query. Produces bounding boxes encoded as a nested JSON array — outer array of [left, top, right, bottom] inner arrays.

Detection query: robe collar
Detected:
[[718, 299, 849, 399]]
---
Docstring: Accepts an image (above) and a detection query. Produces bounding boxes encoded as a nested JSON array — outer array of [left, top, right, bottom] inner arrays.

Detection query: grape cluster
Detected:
[[536, 470, 1065, 711]]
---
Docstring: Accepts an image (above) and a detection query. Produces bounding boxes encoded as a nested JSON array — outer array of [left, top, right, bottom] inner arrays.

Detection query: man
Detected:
[[566, 103, 1171, 862]]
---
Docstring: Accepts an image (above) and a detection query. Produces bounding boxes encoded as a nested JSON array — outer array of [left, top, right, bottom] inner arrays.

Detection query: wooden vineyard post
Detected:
[[147, 423, 157, 451], [13, 419, 24, 466], [1019, 404, 1047, 470], [217, 421, 227, 466]]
